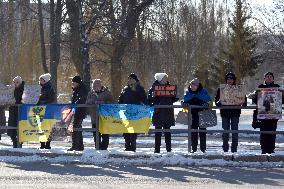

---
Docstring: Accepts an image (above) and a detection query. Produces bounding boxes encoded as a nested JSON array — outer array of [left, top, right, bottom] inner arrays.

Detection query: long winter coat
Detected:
[[148, 80, 178, 127], [85, 86, 114, 124], [215, 87, 247, 118], [252, 82, 284, 124], [118, 82, 147, 105], [72, 83, 89, 119], [37, 81, 56, 104], [8, 81, 25, 137]]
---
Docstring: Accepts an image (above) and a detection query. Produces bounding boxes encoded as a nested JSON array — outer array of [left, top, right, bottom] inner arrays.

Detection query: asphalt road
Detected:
[[0, 162, 283, 189]]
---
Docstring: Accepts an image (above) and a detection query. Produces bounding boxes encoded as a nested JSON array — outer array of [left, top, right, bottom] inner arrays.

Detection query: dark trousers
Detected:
[[92, 124, 109, 150], [222, 116, 239, 152], [191, 124, 206, 152], [260, 120, 277, 154], [123, 133, 137, 152], [155, 125, 171, 152], [71, 118, 84, 150]]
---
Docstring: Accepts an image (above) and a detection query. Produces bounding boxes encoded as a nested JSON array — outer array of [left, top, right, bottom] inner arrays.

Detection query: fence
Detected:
[[1, 104, 284, 153]]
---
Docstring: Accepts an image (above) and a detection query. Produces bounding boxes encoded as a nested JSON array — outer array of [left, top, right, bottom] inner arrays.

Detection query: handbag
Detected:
[[198, 109, 217, 128], [176, 109, 192, 125]]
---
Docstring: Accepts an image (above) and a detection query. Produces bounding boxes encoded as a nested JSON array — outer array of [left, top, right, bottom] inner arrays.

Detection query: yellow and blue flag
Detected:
[[99, 104, 154, 134], [18, 104, 74, 143]]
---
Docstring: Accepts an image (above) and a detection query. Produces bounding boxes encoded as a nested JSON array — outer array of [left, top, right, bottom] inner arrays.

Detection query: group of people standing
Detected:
[[4, 71, 284, 154]]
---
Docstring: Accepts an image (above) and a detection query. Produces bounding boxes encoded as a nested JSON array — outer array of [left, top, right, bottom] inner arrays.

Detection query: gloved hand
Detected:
[[215, 101, 222, 107], [247, 92, 256, 99]]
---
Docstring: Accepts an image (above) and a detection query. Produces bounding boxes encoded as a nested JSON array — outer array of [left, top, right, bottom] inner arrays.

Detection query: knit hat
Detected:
[[39, 73, 51, 82], [72, 76, 82, 84], [264, 72, 274, 79], [190, 78, 200, 86], [225, 72, 236, 81], [128, 73, 139, 82], [154, 73, 168, 82], [13, 76, 22, 84]]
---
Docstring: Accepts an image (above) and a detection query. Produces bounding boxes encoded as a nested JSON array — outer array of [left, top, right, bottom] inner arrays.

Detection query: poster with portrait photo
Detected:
[[257, 88, 282, 119], [220, 84, 246, 105]]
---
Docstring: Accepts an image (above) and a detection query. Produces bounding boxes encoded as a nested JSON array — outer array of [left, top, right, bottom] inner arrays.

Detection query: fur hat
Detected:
[[264, 72, 274, 79], [13, 76, 22, 84], [190, 78, 200, 86], [225, 72, 236, 81], [39, 73, 51, 82], [128, 73, 139, 82], [93, 79, 102, 86], [154, 73, 168, 82], [72, 76, 82, 84]]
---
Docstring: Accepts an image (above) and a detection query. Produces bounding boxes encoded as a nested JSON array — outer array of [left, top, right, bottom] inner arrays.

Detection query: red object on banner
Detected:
[[154, 85, 177, 97]]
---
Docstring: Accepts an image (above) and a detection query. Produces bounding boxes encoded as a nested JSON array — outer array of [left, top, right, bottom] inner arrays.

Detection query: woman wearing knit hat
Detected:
[[118, 73, 147, 152], [249, 72, 284, 154], [183, 78, 212, 153], [68, 75, 89, 151], [148, 73, 179, 153], [215, 72, 247, 153], [8, 76, 25, 148], [38, 73, 56, 149]]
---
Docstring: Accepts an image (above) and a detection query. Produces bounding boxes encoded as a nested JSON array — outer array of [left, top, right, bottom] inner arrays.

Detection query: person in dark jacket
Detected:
[[148, 73, 178, 153], [68, 76, 88, 151], [118, 73, 147, 152], [215, 72, 247, 153], [250, 72, 284, 154], [183, 78, 212, 153], [86, 79, 114, 150], [37, 73, 56, 149], [8, 76, 25, 148]]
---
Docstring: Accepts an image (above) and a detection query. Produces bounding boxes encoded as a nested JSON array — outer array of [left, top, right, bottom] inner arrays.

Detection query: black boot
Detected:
[[45, 142, 51, 149], [40, 142, 45, 149], [11, 136, 18, 148]]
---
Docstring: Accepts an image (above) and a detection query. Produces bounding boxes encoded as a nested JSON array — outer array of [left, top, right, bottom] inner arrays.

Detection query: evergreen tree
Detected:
[[227, 0, 263, 81]]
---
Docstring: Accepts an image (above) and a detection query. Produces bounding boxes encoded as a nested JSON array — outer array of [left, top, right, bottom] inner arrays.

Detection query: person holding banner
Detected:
[[215, 72, 247, 153], [86, 79, 114, 150], [68, 76, 88, 151], [8, 76, 25, 148], [118, 73, 147, 152], [37, 73, 56, 149], [148, 73, 178, 153], [183, 78, 212, 153], [250, 72, 284, 154]]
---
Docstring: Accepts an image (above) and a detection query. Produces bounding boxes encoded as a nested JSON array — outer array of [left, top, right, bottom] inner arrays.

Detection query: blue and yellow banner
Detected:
[[18, 104, 74, 143], [98, 104, 154, 134]]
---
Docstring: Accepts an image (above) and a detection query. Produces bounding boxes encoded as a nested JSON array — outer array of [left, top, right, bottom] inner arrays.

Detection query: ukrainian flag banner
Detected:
[[18, 104, 74, 143], [99, 104, 154, 134]]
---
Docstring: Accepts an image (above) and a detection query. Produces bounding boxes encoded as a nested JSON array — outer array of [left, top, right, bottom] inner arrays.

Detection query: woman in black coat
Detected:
[[148, 73, 178, 153], [118, 73, 147, 152], [250, 72, 284, 154], [68, 76, 89, 151], [8, 76, 25, 148], [37, 73, 56, 149]]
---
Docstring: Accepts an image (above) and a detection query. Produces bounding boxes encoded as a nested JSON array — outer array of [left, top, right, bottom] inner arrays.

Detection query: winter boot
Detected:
[[45, 142, 51, 149], [40, 142, 45, 149]]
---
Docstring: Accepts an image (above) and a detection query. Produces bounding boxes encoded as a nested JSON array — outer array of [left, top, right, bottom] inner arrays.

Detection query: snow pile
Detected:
[[0, 147, 283, 167]]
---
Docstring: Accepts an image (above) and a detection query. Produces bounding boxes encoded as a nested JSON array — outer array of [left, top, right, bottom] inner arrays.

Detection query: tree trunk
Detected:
[[49, 0, 63, 100], [110, 0, 155, 99], [66, 0, 91, 88], [37, 0, 48, 73]]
